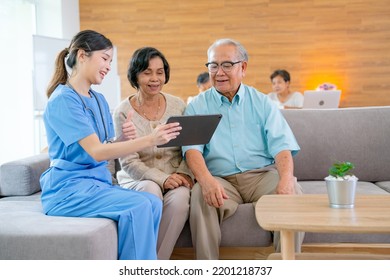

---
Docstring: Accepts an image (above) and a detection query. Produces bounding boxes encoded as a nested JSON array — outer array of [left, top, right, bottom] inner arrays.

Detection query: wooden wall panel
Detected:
[[79, 0, 390, 107]]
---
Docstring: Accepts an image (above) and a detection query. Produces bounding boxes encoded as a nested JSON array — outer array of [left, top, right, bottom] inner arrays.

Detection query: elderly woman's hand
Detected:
[[121, 110, 137, 140], [163, 173, 193, 190]]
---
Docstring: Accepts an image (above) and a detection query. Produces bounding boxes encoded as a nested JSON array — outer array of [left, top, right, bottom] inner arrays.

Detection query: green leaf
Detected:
[[329, 161, 355, 178]]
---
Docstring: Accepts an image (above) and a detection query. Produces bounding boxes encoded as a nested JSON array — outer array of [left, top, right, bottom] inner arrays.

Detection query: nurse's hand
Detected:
[[151, 122, 181, 146]]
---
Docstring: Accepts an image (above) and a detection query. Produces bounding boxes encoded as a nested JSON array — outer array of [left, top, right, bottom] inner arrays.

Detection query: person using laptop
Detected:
[[113, 47, 193, 260], [196, 72, 212, 93], [183, 39, 304, 259], [268, 69, 304, 109], [187, 72, 212, 104]]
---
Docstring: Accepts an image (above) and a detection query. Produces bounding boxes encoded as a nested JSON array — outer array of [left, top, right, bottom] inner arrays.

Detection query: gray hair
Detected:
[[207, 38, 249, 62]]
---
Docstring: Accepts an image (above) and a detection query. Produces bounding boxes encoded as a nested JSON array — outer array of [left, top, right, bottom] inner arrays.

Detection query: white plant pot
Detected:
[[325, 177, 358, 208]]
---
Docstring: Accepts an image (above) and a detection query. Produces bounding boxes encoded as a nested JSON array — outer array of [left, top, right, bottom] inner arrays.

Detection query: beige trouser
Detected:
[[122, 180, 190, 260], [190, 167, 304, 260]]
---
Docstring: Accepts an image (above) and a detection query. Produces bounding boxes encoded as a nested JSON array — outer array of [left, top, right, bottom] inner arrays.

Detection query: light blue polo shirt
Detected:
[[182, 83, 300, 177]]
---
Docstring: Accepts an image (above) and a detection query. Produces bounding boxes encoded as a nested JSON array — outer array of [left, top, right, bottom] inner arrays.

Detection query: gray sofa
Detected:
[[1, 106, 390, 259]]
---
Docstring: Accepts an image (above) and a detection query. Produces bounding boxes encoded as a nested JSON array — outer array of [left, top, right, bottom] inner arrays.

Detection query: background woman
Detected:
[[113, 47, 193, 260], [268, 69, 304, 109], [40, 30, 181, 260]]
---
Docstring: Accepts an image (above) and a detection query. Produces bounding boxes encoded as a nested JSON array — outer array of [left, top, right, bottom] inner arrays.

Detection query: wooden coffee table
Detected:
[[255, 194, 390, 260]]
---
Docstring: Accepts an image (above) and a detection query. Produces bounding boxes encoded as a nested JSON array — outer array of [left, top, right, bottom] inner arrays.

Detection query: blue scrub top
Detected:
[[40, 84, 115, 213], [182, 83, 300, 177]]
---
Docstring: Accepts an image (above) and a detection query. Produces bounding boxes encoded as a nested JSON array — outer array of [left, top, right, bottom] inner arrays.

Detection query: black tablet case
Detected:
[[157, 114, 222, 148]]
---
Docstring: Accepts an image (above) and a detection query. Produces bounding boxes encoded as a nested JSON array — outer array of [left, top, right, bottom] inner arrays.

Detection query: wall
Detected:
[[0, 1, 35, 164], [33, 0, 80, 154], [35, 0, 79, 39], [0, 0, 80, 164], [79, 0, 390, 107]]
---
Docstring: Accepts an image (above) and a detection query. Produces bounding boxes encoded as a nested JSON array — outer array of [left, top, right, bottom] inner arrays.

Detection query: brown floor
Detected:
[[171, 244, 390, 260], [171, 246, 275, 260]]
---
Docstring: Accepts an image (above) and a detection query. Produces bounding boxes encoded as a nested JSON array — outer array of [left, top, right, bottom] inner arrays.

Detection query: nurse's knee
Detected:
[[144, 191, 163, 212], [131, 192, 161, 212]]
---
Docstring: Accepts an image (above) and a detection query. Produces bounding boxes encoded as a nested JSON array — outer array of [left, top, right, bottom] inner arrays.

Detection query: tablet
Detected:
[[157, 114, 222, 148]]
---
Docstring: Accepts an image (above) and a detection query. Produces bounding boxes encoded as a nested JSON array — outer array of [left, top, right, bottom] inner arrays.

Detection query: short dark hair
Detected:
[[270, 69, 291, 82], [196, 72, 209, 87], [127, 47, 170, 89]]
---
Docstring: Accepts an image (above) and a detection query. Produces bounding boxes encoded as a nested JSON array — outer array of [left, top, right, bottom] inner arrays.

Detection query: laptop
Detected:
[[303, 90, 341, 109], [157, 114, 222, 148]]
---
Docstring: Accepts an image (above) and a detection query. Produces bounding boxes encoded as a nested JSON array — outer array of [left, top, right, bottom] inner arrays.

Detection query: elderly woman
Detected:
[[268, 69, 304, 109], [113, 47, 193, 260]]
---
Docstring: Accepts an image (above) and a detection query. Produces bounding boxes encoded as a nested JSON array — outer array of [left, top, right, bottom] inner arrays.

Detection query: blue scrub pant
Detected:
[[46, 184, 162, 260]]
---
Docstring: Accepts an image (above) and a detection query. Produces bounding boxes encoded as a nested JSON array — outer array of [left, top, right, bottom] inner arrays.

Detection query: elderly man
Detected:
[[183, 38, 304, 260]]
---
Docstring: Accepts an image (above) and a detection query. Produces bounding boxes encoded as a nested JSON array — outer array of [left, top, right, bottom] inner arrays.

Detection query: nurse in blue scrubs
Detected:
[[40, 30, 181, 260]]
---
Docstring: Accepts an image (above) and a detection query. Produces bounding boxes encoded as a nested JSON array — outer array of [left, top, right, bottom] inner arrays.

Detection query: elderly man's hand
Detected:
[[201, 177, 229, 208], [276, 176, 297, 194]]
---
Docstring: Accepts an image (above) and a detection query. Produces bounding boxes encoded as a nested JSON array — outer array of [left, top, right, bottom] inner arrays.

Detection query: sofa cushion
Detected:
[[0, 153, 49, 196], [0, 193, 117, 260], [304, 232, 390, 244], [220, 203, 272, 247], [375, 181, 390, 193], [299, 181, 390, 195], [282, 107, 390, 182], [174, 203, 272, 248], [0, 171, 2, 198]]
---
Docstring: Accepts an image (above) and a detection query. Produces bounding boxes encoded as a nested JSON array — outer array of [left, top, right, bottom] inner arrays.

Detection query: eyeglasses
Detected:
[[205, 61, 242, 73]]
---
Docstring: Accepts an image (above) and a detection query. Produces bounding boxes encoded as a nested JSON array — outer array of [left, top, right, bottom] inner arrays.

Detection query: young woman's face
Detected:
[[137, 56, 166, 96], [271, 75, 290, 94], [85, 48, 113, 85]]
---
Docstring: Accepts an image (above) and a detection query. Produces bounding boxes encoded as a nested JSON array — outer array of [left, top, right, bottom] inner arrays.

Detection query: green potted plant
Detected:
[[325, 161, 358, 208]]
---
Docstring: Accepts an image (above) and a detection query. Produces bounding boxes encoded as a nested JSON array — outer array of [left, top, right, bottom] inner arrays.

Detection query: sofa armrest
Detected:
[[0, 153, 49, 196]]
